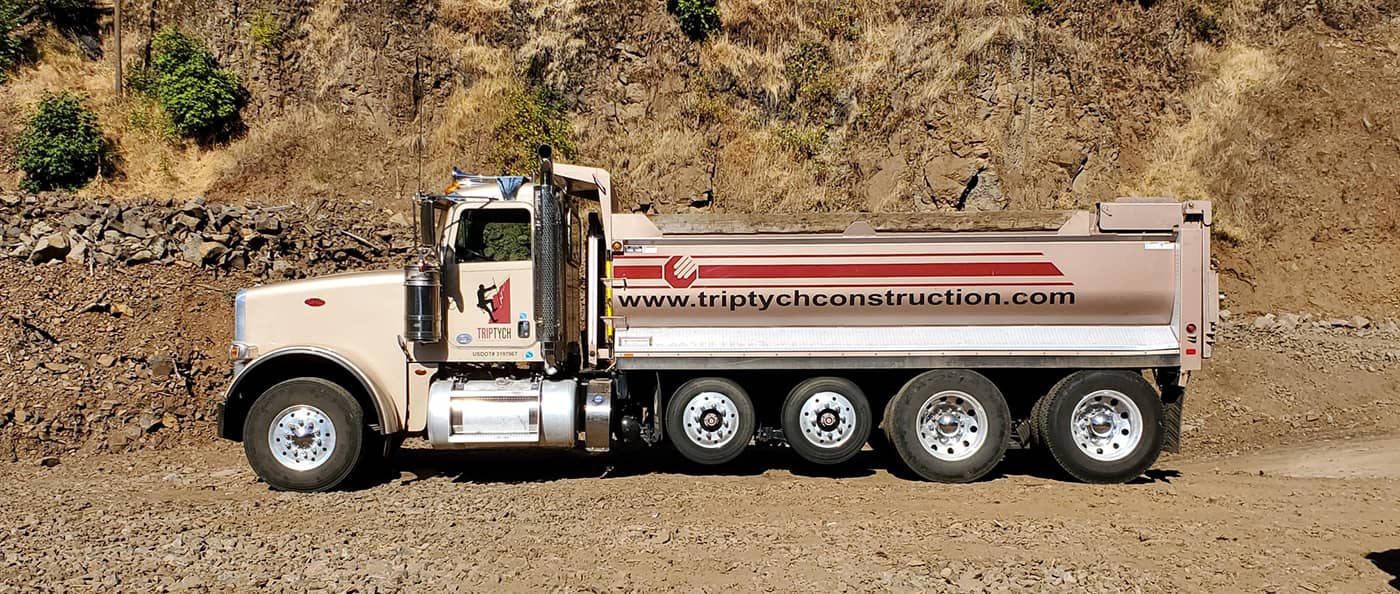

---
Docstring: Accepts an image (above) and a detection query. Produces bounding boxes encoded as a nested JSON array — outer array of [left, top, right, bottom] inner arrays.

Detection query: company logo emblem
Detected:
[[455, 333, 473, 345], [663, 255, 699, 289], [475, 278, 511, 324]]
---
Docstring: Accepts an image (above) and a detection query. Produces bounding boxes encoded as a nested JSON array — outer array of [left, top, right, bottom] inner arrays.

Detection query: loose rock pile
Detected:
[[1, 193, 413, 277], [0, 194, 414, 464], [1245, 311, 1398, 334]]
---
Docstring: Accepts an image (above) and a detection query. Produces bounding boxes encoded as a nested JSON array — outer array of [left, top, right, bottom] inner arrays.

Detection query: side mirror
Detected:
[[417, 195, 436, 249]]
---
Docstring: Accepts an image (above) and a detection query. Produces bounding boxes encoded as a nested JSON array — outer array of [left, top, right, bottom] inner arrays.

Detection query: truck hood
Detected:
[[238, 268, 405, 356], [244, 269, 402, 301]]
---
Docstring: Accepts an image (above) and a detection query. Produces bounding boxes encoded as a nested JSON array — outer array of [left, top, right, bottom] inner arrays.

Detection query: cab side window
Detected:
[[455, 208, 531, 262]]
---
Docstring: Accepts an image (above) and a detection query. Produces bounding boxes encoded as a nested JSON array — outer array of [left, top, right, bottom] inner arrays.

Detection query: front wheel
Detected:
[[1035, 370, 1163, 483], [243, 377, 367, 492]]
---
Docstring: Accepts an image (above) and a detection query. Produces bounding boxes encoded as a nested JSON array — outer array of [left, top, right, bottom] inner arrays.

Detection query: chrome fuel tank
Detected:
[[426, 377, 576, 448]]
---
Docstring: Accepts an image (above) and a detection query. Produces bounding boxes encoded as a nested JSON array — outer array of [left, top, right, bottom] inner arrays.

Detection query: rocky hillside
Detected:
[[0, 0, 1397, 314], [1, 1, 1400, 461]]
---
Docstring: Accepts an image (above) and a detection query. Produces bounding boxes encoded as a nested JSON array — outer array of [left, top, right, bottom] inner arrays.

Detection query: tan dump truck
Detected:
[[218, 148, 1219, 491]]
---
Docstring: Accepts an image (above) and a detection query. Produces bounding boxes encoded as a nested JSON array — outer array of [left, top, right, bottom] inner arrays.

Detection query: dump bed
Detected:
[[602, 199, 1217, 372]]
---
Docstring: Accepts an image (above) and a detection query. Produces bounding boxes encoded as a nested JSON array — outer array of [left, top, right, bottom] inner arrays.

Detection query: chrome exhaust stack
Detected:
[[404, 193, 443, 343], [533, 145, 564, 367]]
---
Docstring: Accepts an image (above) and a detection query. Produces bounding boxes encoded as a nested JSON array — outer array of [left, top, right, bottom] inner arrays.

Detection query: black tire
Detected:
[[1029, 383, 1054, 450], [1038, 370, 1163, 484], [886, 369, 1011, 483], [781, 377, 872, 465], [665, 377, 756, 465], [243, 377, 367, 492]]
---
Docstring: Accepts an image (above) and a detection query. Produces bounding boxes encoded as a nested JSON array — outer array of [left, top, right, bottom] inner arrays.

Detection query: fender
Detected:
[[219, 346, 403, 440]]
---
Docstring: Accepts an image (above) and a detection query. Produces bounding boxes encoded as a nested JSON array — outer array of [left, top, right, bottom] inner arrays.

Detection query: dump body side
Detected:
[[603, 200, 1214, 371]]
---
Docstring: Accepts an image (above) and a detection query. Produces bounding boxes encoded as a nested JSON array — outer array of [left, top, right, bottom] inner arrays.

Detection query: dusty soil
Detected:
[[1, 437, 1397, 593], [4, 279, 1400, 592], [2, 324, 1399, 593]]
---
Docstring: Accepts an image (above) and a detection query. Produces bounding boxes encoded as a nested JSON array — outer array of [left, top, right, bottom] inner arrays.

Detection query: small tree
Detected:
[[667, 0, 719, 41], [490, 84, 576, 176], [149, 27, 242, 140], [14, 92, 107, 191]]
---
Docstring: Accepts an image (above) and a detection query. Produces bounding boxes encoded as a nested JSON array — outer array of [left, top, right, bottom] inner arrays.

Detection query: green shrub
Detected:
[[482, 221, 531, 261], [784, 42, 837, 122], [773, 125, 827, 159], [667, 0, 719, 41], [1188, 5, 1224, 43], [123, 61, 158, 95], [0, 0, 28, 83], [1023, 0, 1053, 15], [490, 84, 576, 176], [14, 92, 107, 191], [818, 5, 861, 41], [149, 27, 242, 139], [249, 9, 283, 51]]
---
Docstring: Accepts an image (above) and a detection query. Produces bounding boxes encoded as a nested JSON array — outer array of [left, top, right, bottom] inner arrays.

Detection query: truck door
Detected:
[[443, 204, 539, 360]]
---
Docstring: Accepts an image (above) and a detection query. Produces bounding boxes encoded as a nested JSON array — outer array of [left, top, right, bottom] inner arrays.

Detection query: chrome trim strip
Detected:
[[617, 354, 1181, 371], [615, 325, 1180, 355], [621, 234, 1175, 246], [233, 289, 247, 342]]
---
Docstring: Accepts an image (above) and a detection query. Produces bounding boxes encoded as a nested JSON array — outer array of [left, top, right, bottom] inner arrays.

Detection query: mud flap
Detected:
[[1161, 385, 1186, 454], [215, 401, 232, 440]]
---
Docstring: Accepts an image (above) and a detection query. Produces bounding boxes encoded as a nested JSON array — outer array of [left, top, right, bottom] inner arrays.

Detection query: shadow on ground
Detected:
[[1367, 549, 1400, 591], [354, 446, 1181, 489]]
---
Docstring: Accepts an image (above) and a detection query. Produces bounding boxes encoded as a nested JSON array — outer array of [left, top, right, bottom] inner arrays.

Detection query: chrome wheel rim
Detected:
[[1070, 390, 1142, 462], [916, 390, 987, 461], [268, 405, 336, 471], [797, 391, 858, 449], [683, 392, 740, 449]]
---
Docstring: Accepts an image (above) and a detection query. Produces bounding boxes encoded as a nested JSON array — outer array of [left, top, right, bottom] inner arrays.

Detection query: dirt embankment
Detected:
[[0, 195, 410, 462]]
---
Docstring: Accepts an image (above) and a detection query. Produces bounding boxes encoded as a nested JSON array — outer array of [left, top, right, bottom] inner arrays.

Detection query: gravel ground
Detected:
[[1, 439, 1397, 593]]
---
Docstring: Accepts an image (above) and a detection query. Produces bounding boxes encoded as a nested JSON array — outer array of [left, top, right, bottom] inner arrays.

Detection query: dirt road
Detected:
[[2, 436, 1396, 593]]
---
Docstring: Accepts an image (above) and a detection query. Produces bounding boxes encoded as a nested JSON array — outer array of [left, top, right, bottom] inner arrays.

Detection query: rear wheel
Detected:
[[665, 378, 756, 465], [886, 369, 1011, 482], [243, 377, 367, 492], [781, 377, 872, 465], [1036, 370, 1163, 483]]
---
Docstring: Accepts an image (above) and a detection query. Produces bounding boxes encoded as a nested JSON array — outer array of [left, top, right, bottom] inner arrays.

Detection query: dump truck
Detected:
[[218, 148, 1219, 491]]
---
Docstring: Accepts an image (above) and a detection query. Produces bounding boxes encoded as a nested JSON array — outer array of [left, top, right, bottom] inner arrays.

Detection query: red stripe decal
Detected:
[[622, 282, 1075, 290], [698, 262, 1062, 279], [613, 265, 663, 279], [614, 252, 1044, 260]]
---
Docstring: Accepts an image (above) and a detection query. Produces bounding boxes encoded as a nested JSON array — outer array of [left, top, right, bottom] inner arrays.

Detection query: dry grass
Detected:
[[1131, 45, 1284, 224], [699, 39, 788, 108], [437, 0, 512, 33]]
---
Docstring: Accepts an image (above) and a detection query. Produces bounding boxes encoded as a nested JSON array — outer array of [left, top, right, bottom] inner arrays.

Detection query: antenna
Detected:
[[413, 54, 424, 193]]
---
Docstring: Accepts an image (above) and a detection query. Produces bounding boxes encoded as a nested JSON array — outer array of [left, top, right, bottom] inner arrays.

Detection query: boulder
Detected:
[[254, 215, 281, 234], [180, 198, 207, 219], [27, 234, 70, 264], [198, 241, 228, 263]]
